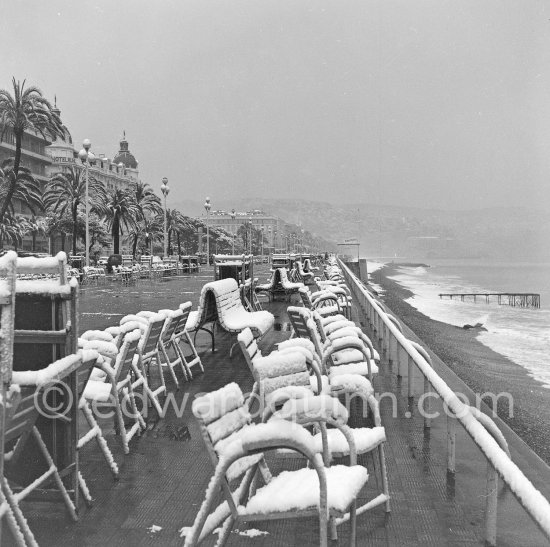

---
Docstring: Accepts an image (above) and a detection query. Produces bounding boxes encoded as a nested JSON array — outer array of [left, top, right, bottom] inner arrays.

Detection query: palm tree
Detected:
[[103, 188, 140, 254], [0, 159, 43, 218], [129, 181, 161, 257], [0, 78, 64, 222], [43, 166, 107, 256], [164, 208, 192, 256]]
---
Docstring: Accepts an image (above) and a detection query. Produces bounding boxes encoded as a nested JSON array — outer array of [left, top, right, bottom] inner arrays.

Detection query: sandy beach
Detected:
[[377, 263, 550, 465]]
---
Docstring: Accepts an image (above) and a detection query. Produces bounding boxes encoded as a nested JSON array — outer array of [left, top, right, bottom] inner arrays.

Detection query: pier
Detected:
[[438, 292, 541, 308]]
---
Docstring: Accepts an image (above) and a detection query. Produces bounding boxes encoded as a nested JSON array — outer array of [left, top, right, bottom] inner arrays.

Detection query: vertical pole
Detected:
[[485, 463, 498, 547], [206, 208, 210, 266], [447, 414, 456, 474], [85, 160, 90, 267], [407, 355, 414, 398], [163, 193, 167, 258], [423, 376, 431, 429]]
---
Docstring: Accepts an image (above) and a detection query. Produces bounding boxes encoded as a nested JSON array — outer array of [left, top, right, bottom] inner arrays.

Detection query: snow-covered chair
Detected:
[[294, 260, 316, 285], [256, 268, 303, 302], [120, 314, 166, 416], [184, 383, 368, 546], [298, 287, 341, 318], [185, 278, 274, 353], [6, 352, 98, 537], [287, 307, 379, 385], [175, 302, 203, 379], [82, 329, 145, 458], [237, 328, 326, 406]]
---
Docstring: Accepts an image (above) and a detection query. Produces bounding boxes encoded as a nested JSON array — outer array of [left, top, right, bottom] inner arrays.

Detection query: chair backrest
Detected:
[[176, 302, 192, 336], [140, 315, 166, 358], [113, 329, 142, 382], [287, 306, 313, 339], [158, 309, 184, 344], [192, 383, 255, 469], [253, 351, 311, 406], [3, 386, 40, 444], [298, 287, 313, 309], [237, 328, 262, 373], [287, 306, 324, 358]]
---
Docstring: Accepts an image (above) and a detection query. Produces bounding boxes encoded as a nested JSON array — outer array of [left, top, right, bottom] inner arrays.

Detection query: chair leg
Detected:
[[78, 399, 119, 480], [215, 515, 235, 547], [378, 444, 391, 512], [32, 427, 78, 522], [160, 343, 180, 388], [1, 480, 38, 547], [78, 471, 94, 507], [183, 331, 204, 374]]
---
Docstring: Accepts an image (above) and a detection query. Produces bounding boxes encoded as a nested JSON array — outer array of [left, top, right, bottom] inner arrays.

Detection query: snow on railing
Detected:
[[337, 258, 550, 545]]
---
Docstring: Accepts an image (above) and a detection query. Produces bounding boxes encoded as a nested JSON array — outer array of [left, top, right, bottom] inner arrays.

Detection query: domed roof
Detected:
[[50, 96, 73, 145], [113, 131, 138, 169]]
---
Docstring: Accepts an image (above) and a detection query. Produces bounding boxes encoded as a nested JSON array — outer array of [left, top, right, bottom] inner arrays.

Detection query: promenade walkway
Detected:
[[9, 266, 550, 546]]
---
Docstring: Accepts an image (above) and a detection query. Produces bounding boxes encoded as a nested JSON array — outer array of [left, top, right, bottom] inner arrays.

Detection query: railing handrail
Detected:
[[337, 259, 550, 541]]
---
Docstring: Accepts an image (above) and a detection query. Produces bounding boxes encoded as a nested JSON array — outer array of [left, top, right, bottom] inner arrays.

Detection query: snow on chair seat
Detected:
[[240, 465, 368, 516], [312, 427, 386, 457]]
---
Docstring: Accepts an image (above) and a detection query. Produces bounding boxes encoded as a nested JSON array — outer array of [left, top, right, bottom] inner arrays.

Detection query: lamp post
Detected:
[[78, 139, 95, 267], [161, 177, 170, 258], [230, 208, 236, 254], [260, 226, 265, 258], [204, 197, 211, 266], [248, 217, 253, 255]]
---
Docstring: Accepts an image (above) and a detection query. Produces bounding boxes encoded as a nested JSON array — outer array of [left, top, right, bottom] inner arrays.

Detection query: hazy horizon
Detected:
[[1, 0, 549, 212]]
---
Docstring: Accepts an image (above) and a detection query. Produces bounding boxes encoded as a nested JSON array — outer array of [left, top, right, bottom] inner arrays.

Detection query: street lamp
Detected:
[[230, 208, 236, 254], [204, 197, 211, 266], [161, 177, 170, 258], [78, 139, 95, 267], [260, 226, 265, 258], [248, 217, 253, 255]]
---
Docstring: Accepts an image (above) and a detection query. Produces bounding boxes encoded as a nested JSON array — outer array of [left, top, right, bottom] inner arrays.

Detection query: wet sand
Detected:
[[377, 264, 550, 465]]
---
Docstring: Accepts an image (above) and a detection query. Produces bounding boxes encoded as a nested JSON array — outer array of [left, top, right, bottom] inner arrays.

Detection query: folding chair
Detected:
[[157, 308, 189, 386], [185, 383, 368, 547], [81, 329, 145, 461], [174, 302, 203, 379], [133, 314, 167, 415], [5, 353, 97, 543]]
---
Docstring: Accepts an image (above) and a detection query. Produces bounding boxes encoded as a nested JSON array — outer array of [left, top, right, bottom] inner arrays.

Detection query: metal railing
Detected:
[[337, 259, 550, 546]]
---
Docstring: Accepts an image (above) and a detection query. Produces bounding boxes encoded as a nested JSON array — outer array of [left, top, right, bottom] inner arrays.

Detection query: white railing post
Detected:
[[423, 376, 432, 429], [485, 463, 498, 547], [407, 355, 414, 398], [447, 413, 457, 475]]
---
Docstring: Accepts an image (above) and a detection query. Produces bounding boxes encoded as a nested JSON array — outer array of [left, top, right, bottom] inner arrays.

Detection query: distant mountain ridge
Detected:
[[170, 197, 550, 260]]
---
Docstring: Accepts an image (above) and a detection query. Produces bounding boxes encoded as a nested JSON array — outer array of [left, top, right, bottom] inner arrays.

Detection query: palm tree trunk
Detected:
[[61, 232, 66, 252], [0, 133, 22, 222], [177, 233, 181, 256], [113, 217, 120, 254], [72, 205, 78, 256], [32, 232, 37, 251], [132, 233, 138, 258]]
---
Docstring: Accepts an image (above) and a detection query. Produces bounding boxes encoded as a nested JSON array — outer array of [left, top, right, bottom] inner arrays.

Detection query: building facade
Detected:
[[204, 210, 285, 252]]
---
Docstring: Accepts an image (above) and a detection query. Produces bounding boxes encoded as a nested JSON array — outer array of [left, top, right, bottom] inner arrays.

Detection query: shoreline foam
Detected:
[[377, 263, 550, 465]]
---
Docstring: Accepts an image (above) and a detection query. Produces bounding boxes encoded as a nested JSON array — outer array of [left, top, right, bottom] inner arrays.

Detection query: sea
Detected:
[[366, 258, 550, 389]]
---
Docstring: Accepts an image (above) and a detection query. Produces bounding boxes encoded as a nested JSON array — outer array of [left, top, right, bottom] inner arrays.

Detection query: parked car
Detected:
[[97, 256, 109, 267]]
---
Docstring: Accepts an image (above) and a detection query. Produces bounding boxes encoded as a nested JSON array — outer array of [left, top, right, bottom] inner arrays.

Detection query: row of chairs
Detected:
[[183, 259, 389, 546], [76, 302, 205, 502]]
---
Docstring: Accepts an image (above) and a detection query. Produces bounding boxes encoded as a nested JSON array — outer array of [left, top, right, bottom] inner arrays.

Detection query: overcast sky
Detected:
[[1, 0, 549, 211]]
